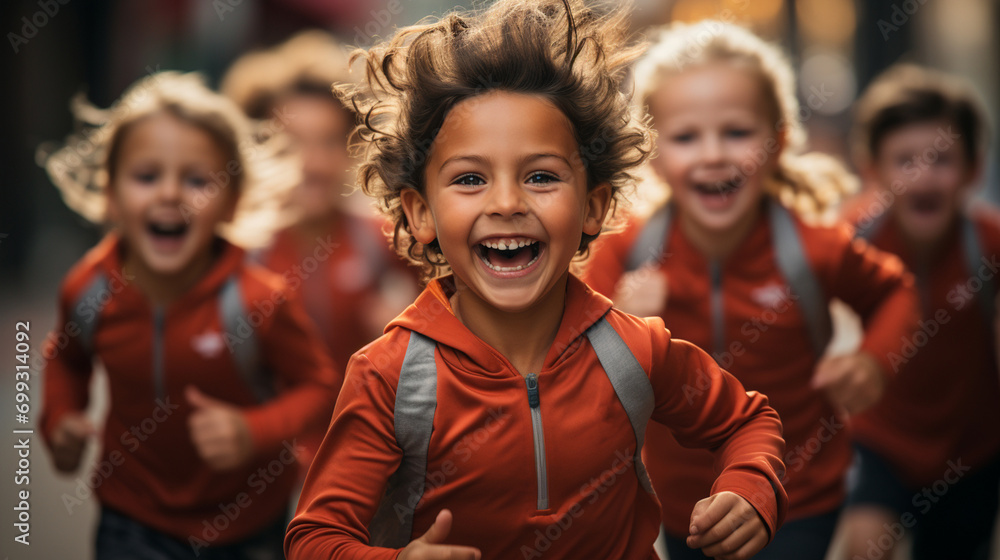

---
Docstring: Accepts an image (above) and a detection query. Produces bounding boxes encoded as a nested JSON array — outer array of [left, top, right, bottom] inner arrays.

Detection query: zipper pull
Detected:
[[525, 373, 540, 409]]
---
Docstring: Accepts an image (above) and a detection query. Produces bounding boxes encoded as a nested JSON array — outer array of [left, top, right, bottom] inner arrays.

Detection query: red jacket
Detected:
[[285, 274, 787, 559], [41, 234, 340, 544], [846, 199, 1000, 487], [583, 203, 917, 536]]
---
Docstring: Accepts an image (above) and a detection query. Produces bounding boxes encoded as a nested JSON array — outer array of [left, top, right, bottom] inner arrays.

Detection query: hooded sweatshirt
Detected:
[[41, 234, 340, 544], [285, 274, 787, 560], [583, 204, 918, 535]]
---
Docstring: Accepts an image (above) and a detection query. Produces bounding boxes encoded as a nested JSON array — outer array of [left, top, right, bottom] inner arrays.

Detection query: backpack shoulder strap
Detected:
[[625, 203, 673, 272], [69, 271, 110, 356], [768, 201, 832, 358], [585, 315, 655, 494], [219, 275, 275, 403], [369, 331, 437, 548], [961, 215, 998, 331]]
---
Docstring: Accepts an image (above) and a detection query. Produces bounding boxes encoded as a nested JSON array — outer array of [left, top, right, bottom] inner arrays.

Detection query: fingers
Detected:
[[810, 355, 848, 390], [698, 517, 767, 560], [420, 509, 453, 545], [51, 414, 95, 472], [185, 385, 225, 409], [400, 510, 482, 560], [687, 493, 768, 560]]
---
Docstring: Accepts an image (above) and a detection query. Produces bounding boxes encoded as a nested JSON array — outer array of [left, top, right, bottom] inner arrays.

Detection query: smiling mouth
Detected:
[[908, 192, 945, 215], [475, 237, 541, 272], [693, 178, 742, 197], [147, 221, 189, 241]]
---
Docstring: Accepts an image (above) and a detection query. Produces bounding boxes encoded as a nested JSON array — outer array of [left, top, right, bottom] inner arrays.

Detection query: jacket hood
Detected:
[[386, 274, 614, 373]]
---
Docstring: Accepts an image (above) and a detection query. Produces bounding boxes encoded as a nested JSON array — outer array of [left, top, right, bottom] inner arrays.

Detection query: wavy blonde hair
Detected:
[[634, 20, 857, 219], [39, 71, 297, 247]]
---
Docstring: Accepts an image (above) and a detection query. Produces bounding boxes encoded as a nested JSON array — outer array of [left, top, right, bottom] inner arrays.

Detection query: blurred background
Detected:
[[1, 0, 998, 558]]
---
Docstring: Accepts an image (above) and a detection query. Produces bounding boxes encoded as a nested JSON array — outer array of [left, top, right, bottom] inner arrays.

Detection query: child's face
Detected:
[[870, 120, 975, 244], [280, 95, 353, 223], [107, 112, 236, 279], [649, 63, 782, 231], [402, 92, 610, 313]]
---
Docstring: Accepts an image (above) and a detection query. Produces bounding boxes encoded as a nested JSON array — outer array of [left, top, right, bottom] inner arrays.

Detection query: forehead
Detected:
[[648, 63, 769, 123], [428, 92, 579, 165], [877, 119, 957, 153], [117, 112, 227, 163], [277, 94, 352, 136]]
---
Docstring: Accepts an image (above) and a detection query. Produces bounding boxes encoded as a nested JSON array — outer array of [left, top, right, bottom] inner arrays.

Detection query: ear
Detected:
[[400, 188, 437, 244], [583, 183, 613, 237]]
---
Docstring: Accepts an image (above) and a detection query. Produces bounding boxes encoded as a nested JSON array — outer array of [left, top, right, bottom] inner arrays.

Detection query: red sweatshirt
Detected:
[[41, 234, 339, 545], [285, 274, 787, 560], [846, 199, 1000, 487], [583, 203, 917, 537]]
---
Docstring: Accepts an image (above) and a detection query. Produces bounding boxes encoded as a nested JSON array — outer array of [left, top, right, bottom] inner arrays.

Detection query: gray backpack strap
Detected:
[[369, 331, 438, 547], [768, 201, 832, 358], [626, 203, 673, 272], [69, 271, 110, 355], [961, 216, 998, 331], [585, 316, 655, 494], [219, 275, 274, 403]]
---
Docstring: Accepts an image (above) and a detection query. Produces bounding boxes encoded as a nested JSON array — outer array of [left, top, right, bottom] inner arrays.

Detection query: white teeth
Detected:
[[479, 238, 538, 250], [480, 252, 540, 272]]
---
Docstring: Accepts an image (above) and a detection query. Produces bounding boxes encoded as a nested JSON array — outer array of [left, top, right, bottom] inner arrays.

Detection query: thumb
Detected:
[[811, 356, 844, 389], [62, 414, 96, 438], [688, 495, 714, 536], [420, 509, 454, 545], [185, 386, 224, 409]]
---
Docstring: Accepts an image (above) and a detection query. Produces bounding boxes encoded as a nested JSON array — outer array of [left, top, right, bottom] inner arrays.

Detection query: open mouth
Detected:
[[692, 178, 742, 197], [907, 192, 945, 216], [147, 221, 189, 241], [475, 237, 542, 272]]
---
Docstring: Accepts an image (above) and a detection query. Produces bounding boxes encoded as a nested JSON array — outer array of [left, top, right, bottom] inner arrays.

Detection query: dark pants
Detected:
[[663, 509, 840, 560], [847, 444, 1000, 560], [96, 507, 286, 560]]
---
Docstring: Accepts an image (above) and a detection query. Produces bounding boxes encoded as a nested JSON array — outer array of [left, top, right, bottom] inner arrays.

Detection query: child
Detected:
[[40, 72, 339, 559], [583, 22, 918, 560], [222, 31, 418, 371], [838, 64, 1000, 560], [222, 30, 419, 469], [285, 2, 788, 559]]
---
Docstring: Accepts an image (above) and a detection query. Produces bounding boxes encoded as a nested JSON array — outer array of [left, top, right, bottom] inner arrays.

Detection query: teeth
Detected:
[[479, 238, 538, 250], [480, 251, 540, 272]]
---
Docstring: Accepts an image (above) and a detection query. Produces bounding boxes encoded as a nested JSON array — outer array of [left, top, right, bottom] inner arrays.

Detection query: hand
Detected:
[[186, 386, 253, 470], [398, 509, 482, 560], [811, 352, 885, 415], [50, 413, 95, 472], [686, 491, 768, 560], [612, 264, 668, 317]]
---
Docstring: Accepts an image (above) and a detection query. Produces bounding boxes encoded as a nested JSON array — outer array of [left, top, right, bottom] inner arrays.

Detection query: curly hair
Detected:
[[341, 0, 654, 278], [634, 21, 857, 220], [851, 63, 989, 168], [39, 71, 297, 248]]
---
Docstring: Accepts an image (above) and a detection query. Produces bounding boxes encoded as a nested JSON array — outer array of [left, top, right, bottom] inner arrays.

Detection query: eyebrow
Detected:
[[437, 152, 573, 174]]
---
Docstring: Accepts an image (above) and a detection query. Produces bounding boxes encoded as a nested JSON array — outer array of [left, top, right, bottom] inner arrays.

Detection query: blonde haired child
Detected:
[[41, 71, 338, 559]]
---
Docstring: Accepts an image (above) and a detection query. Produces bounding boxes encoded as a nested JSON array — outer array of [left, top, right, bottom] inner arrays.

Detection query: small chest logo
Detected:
[[191, 332, 226, 358], [751, 283, 794, 309]]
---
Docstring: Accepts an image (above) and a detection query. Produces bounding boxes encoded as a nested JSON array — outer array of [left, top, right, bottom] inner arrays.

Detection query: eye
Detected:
[[725, 128, 752, 139], [526, 171, 559, 184], [134, 171, 158, 184], [452, 173, 485, 186], [670, 132, 695, 143], [186, 175, 209, 188]]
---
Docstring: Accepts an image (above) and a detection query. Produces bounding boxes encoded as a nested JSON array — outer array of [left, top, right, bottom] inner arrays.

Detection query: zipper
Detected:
[[709, 260, 725, 358], [525, 373, 549, 510], [152, 306, 166, 400]]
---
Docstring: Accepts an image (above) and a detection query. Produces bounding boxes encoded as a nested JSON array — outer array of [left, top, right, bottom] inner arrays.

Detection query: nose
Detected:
[[486, 177, 529, 217], [156, 174, 183, 203], [699, 133, 725, 166]]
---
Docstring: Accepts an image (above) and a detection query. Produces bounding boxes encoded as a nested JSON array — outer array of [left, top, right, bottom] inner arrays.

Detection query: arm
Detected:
[[813, 228, 919, 413], [41, 286, 97, 472], [242, 290, 343, 457], [644, 321, 787, 542]]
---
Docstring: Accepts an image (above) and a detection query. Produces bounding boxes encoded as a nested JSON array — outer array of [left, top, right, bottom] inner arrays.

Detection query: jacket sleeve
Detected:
[[284, 352, 404, 560], [645, 320, 788, 540], [40, 281, 95, 448], [824, 226, 919, 378], [242, 288, 342, 456]]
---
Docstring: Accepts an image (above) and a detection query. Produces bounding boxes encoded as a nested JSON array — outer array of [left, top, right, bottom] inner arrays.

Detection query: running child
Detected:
[[221, 31, 418, 373], [40, 72, 339, 559], [838, 63, 1000, 560], [285, 2, 788, 559], [583, 22, 918, 560]]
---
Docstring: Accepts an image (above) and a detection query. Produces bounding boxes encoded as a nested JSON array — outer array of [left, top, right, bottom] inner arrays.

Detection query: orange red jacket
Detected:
[[41, 234, 340, 545], [846, 199, 1000, 487], [285, 274, 787, 559], [583, 203, 918, 536]]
